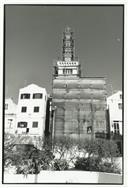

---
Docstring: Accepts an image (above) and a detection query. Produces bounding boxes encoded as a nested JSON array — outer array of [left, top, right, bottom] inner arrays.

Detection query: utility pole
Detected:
[[78, 104, 80, 142], [90, 94, 94, 141]]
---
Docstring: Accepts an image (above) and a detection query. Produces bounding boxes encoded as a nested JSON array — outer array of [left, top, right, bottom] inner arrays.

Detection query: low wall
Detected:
[[4, 171, 122, 184], [98, 172, 122, 184]]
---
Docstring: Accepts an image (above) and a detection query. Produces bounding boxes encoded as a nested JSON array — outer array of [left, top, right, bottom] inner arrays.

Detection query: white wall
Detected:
[[107, 91, 122, 135], [16, 84, 47, 137], [5, 98, 17, 134], [4, 171, 122, 184]]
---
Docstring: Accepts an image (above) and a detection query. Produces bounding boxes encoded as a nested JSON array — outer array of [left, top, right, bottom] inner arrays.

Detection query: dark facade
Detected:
[[52, 27, 107, 141]]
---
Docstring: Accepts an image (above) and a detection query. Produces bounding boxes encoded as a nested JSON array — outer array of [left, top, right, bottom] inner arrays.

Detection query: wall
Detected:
[[107, 91, 122, 135], [5, 98, 17, 134], [4, 171, 122, 184]]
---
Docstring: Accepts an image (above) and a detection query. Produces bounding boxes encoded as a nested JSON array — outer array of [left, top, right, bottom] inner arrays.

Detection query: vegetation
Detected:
[[75, 139, 121, 173], [4, 133, 121, 175], [4, 133, 54, 174], [51, 137, 78, 170]]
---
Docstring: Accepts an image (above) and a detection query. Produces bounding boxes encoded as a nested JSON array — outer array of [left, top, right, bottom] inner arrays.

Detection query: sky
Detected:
[[5, 5, 123, 103]]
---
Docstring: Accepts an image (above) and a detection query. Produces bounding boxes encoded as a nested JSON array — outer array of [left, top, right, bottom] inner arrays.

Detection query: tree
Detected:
[[4, 133, 54, 175], [51, 136, 79, 170], [75, 139, 121, 173]]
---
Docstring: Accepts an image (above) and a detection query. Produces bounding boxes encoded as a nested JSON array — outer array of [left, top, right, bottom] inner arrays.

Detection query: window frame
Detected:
[[17, 122, 27, 128], [8, 119, 13, 128], [32, 121, 38, 128], [63, 68, 73, 75], [120, 94, 122, 99], [113, 122, 120, 134], [118, 103, 122, 109], [21, 106, 27, 113], [33, 106, 39, 113], [5, 103, 8, 110], [20, 93, 30, 99], [33, 93, 43, 99]]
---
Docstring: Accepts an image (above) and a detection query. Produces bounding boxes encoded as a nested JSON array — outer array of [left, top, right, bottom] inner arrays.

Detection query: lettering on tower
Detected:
[[53, 26, 80, 77]]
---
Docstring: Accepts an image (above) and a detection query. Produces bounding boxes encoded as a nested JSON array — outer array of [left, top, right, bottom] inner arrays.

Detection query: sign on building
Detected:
[[87, 126, 92, 134]]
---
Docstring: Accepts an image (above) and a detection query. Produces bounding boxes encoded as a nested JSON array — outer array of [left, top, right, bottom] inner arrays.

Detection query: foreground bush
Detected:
[[99, 162, 121, 174], [52, 159, 69, 170], [75, 139, 121, 173], [4, 134, 54, 174], [4, 134, 121, 174], [75, 157, 121, 174], [75, 157, 100, 171]]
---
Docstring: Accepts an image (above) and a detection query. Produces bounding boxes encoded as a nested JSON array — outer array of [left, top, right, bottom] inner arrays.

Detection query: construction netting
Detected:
[[53, 77, 107, 140]]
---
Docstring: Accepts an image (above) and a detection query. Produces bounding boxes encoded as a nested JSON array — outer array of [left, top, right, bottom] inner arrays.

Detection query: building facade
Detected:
[[107, 91, 122, 135], [16, 84, 47, 137], [52, 27, 107, 140], [5, 98, 17, 134]]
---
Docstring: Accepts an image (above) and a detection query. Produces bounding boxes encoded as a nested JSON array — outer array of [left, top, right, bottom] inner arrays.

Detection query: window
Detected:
[[5, 103, 8, 110], [21, 106, 27, 112], [17, 122, 27, 128], [8, 119, 13, 128], [33, 93, 43, 99], [55, 67, 58, 75], [21, 93, 30, 99], [118, 103, 122, 109], [120, 94, 122, 99], [32, 121, 38, 128], [63, 69, 72, 75], [63, 69, 66, 74], [66, 41, 71, 47], [34, 106, 39, 112], [113, 122, 120, 134]]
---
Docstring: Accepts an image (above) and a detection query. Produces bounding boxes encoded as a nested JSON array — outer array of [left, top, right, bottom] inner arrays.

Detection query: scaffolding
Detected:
[[52, 77, 107, 140]]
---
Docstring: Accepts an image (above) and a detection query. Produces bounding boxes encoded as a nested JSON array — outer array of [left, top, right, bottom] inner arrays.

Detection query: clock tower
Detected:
[[52, 27, 107, 140], [53, 27, 81, 77]]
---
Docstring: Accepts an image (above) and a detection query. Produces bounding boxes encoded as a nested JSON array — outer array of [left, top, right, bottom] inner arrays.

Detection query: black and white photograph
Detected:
[[2, 3, 125, 184]]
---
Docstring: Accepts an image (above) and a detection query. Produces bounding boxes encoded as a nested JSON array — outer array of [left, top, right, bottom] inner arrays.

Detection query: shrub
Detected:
[[52, 159, 69, 170], [99, 162, 121, 174], [75, 157, 100, 171], [75, 139, 121, 173], [75, 157, 121, 173], [4, 134, 54, 174], [52, 137, 79, 169]]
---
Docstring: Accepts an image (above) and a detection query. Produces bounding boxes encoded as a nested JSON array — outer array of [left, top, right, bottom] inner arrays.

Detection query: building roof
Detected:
[[107, 90, 122, 100], [19, 83, 47, 93], [5, 98, 17, 105]]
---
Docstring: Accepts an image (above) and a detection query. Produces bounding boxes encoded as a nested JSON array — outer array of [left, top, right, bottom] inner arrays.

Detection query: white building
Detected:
[[16, 84, 47, 137], [5, 98, 17, 134], [107, 91, 122, 135]]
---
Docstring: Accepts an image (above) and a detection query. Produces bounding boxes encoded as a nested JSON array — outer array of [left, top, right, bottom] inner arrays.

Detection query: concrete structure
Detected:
[[107, 91, 122, 135], [5, 98, 17, 134], [52, 27, 107, 140], [16, 84, 47, 137], [4, 171, 122, 184], [44, 95, 53, 137]]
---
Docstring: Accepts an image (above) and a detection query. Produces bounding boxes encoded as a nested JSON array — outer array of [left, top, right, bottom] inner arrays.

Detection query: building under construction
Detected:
[[52, 27, 107, 140]]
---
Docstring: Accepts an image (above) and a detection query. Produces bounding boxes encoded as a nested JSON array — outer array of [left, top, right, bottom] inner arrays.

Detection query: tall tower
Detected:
[[53, 26, 80, 78], [62, 26, 74, 61], [52, 27, 107, 140]]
